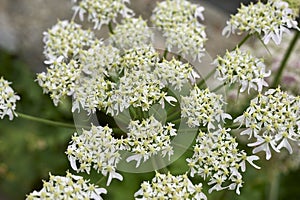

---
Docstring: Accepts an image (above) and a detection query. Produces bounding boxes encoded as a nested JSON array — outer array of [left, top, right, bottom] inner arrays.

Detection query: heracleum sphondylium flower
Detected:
[[222, 0, 299, 45], [244, 33, 300, 95], [186, 127, 260, 195], [154, 58, 197, 91], [109, 17, 153, 50], [105, 46, 177, 115], [181, 86, 232, 130], [71, 0, 134, 30], [126, 116, 177, 167], [118, 45, 159, 73], [234, 87, 300, 160], [135, 172, 207, 200], [43, 20, 95, 62], [72, 75, 114, 114], [213, 48, 271, 93], [37, 59, 81, 106], [26, 171, 107, 200], [151, 0, 207, 61], [79, 44, 121, 76], [0, 77, 20, 120], [66, 125, 127, 186], [107, 69, 167, 116]]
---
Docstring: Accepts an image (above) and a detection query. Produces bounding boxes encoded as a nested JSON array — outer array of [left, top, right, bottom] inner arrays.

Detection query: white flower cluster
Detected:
[[109, 17, 153, 50], [235, 87, 300, 160], [107, 70, 165, 116], [223, 0, 299, 45], [26, 171, 107, 200], [213, 48, 271, 93], [105, 46, 191, 115], [154, 58, 197, 90], [72, 45, 119, 114], [37, 59, 81, 106], [0, 77, 20, 120], [181, 87, 232, 130], [187, 127, 260, 195], [126, 116, 177, 167], [119, 45, 159, 72], [107, 46, 163, 115], [43, 20, 95, 61], [38, 20, 97, 106], [71, 0, 134, 29], [72, 75, 114, 114], [66, 125, 127, 186], [151, 0, 207, 61], [134, 172, 207, 200], [79, 44, 120, 75], [244, 32, 300, 95]]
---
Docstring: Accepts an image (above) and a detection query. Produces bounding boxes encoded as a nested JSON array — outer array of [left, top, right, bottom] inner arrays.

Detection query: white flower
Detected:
[[234, 87, 300, 160], [43, 20, 95, 61], [79, 44, 120, 75], [151, 0, 207, 61], [187, 127, 260, 194], [66, 125, 127, 186], [248, 134, 280, 160], [107, 69, 164, 116], [26, 171, 107, 200], [244, 32, 300, 95], [135, 172, 207, 200], [154, 58, 197, 91], [105, 46, 180, 116], [37, 59, 81, 106], [72, 75, 114, 114], [109, 17, 153, 50], [151, 0, 205, 28], [72, 0, 134, 29], [125, 116, 177, 167], [0, 77, 20, 120], [222, 0, 299, 45], [181, 86, 232, 130], [213, 48, 271, 93]]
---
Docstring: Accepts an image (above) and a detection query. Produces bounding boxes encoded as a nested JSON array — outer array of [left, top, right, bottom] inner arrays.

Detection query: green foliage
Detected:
[[0, 49, 72, 199]]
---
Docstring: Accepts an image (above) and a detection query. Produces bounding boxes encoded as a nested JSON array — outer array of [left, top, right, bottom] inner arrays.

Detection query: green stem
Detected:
[[17, 112, 79, 129], [211, 83, 225, 92], [271, 30, 299, 88], [235, 33, 251, 49], [163, 49, 168, 59], [108, 22, 114, 34], [268, 170, 280, 200], [17, 112, 129, 134], [197, 68, 216, 88], [96, 176, 106, 185]]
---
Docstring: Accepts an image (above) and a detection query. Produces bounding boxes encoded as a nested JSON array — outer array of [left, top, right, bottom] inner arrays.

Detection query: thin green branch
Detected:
[[211, 83, 225, 93], [271, 30, 299, 88], [197, 68, 216, 88], [235, 33, 251, 49], [16, 112, 89, 129]]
